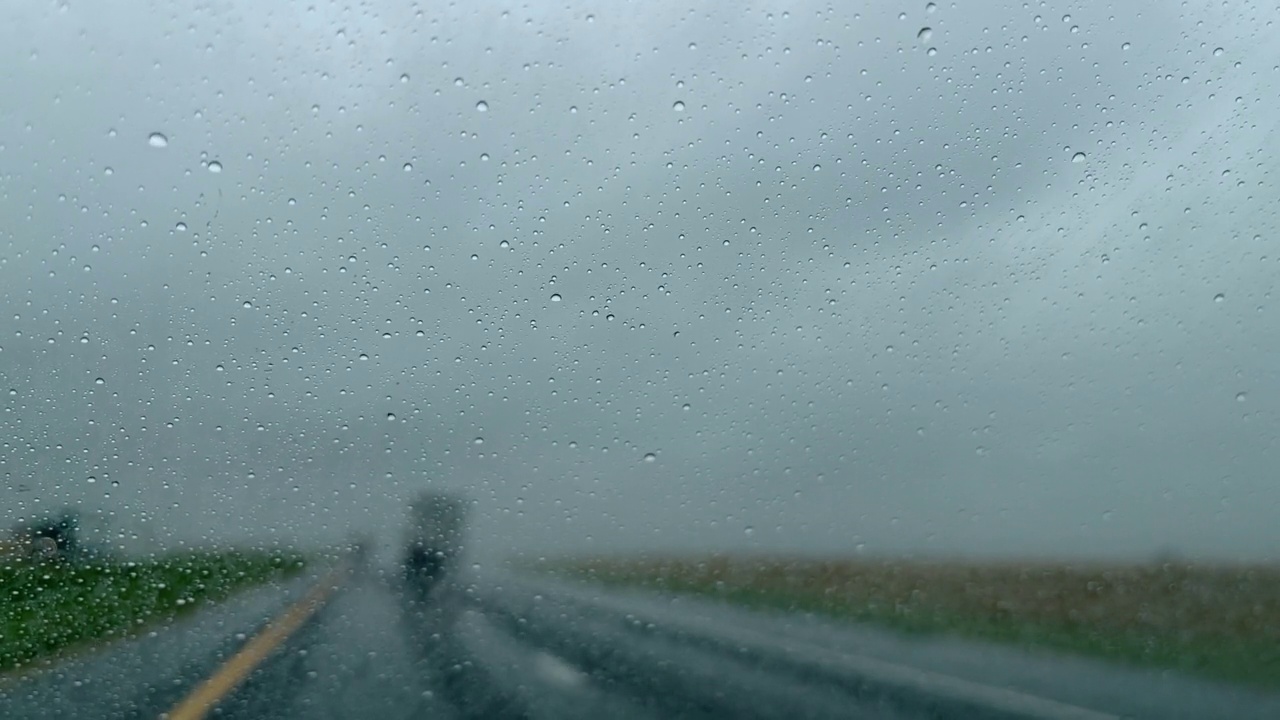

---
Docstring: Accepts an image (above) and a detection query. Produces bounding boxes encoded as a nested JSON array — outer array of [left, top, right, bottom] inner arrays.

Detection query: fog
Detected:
[[2, 0, 1277, 563]]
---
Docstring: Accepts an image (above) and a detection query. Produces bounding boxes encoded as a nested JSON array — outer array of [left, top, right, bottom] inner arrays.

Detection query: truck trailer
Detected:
[[402, 491, 469, 590]]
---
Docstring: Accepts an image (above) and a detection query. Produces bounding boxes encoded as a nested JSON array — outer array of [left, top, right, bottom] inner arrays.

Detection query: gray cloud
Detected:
[[2, 0, 1277, 563]]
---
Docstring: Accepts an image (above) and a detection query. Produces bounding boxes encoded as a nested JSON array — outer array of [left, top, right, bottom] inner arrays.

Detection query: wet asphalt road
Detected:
[[205, 568, 928, 720], [4, 565, 1280, 719]]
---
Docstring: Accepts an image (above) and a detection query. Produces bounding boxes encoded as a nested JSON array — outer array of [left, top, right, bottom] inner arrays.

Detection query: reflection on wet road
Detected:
[[215, 572, 450, 720]]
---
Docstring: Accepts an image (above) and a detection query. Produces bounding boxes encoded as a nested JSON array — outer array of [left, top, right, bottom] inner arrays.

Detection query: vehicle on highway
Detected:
[[402, 491, 469, 591]]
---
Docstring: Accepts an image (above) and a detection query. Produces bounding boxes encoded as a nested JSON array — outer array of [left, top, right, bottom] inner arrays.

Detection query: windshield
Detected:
[[2, 2, 1278, 719]]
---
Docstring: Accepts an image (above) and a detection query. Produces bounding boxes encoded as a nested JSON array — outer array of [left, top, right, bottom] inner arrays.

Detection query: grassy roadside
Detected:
[[0, 549, 307, 674], [544, 555, 1280, 690]]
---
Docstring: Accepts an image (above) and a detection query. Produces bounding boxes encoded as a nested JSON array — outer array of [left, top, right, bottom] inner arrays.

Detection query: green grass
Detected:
[[546, 556, 1280, 690], [0, 549, 306, 674]]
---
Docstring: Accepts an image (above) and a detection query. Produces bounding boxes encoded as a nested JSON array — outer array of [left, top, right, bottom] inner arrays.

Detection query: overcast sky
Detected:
[[1, 0, 1278, 562]]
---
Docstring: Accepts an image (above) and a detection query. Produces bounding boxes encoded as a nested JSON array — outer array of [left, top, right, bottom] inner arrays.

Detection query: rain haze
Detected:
[[2, 0, 1278, 564]]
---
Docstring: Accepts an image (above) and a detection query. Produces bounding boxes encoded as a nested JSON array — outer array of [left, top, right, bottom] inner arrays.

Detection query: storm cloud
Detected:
[[2, 0, 1277, 563]]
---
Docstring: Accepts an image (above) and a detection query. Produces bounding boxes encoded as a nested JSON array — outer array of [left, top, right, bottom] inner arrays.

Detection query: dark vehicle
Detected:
[[402, 492, 468, 591]]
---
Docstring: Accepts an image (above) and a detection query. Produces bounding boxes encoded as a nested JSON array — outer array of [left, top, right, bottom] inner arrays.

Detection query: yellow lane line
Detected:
[[163, 563, 352, 720]]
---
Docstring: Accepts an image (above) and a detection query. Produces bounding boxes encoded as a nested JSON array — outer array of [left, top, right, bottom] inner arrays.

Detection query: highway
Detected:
[[2, 560, 1279, 719]]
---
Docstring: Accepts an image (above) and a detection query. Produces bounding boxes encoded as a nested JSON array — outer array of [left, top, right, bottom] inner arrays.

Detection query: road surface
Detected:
[[2, 560, 1278, 719]]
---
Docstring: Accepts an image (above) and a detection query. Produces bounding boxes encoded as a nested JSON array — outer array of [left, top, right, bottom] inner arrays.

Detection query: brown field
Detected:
[[545, 555, 1280, 689]]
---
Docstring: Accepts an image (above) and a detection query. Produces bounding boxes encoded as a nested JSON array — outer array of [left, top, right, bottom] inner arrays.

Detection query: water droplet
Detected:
[[1071, 151, 1086, 163], [103, 166, 114, 176], [207, 160, 222, 173], [672, 100, 686, 112], [148, 132, 169, 148], [358, 353, 369, 361], [387, 412, 397, 421], [94, 377, 105, 385], [917, 27, 933, 42], [473, 437, 484, 445], [550, 293, 562, 302], [643, 452, 657, 463], [1236, 391, 1247, 402], [1213, 47, 1224, 57], [242, 300, 252, 308], [400, 73, 410, 83], [1214, 293, 1225, 303], [475, 100, 488, 112], [812, 164, 821, 172], [175, 221, 188, 232], [403, 162, 413, 172], [925, 2, 937, 12]]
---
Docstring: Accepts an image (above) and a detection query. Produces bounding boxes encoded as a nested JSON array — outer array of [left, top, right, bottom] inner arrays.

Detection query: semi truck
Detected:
[[402, 491, 469, 590]]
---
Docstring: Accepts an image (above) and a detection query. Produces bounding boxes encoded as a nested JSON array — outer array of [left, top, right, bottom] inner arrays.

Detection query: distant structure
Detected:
[[1, 508, 117, 563], [30, 511, 81, 558]]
